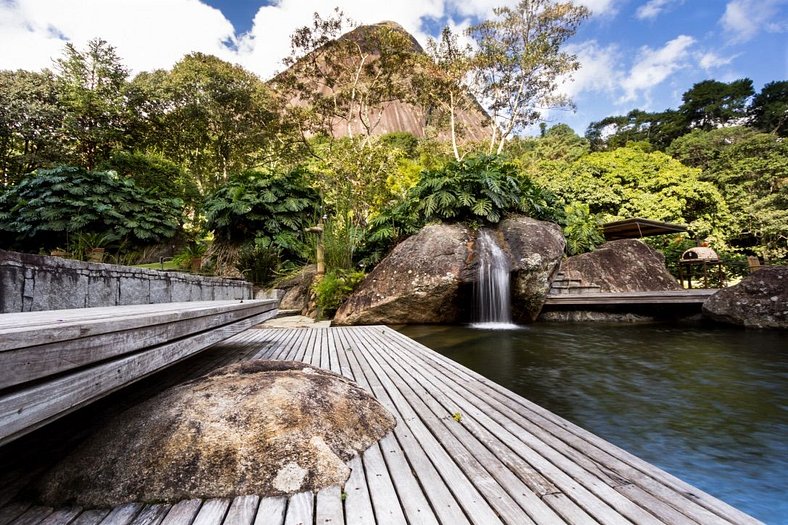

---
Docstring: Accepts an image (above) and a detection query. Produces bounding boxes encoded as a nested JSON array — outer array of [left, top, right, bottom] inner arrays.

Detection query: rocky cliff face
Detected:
[[274, 21, 490, 141], [333, 217, 564, 325], [703, 266, 787, 328]]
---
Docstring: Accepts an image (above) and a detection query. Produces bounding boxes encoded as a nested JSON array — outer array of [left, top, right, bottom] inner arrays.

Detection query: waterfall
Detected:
[[473, 230, 517, 329]]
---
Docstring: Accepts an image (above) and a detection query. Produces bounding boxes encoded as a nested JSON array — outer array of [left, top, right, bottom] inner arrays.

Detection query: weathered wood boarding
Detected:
[[544, 289, 717, 306], [0, 300, 277, 446], [0, 325, 762, 524]]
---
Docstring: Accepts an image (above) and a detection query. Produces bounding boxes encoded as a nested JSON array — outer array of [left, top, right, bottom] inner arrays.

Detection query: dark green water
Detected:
[[398, 322, 787, 525]]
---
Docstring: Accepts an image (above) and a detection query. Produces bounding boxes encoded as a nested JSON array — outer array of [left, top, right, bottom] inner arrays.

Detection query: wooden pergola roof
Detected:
[[602, 218, 688, 240]]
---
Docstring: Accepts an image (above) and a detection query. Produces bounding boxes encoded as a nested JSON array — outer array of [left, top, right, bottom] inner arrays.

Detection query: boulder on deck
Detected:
[[37, 361, 396, 506]]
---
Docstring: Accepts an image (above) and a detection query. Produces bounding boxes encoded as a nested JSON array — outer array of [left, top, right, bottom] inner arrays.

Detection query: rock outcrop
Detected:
[[276, 264, 318, 316], [500, 216, 565, 322], [333, 217, 565, 325], [334, 223, 473, 325], [558, 239, 681, 292], [37, 361, 395, 506], [703, 266, 788, 328]]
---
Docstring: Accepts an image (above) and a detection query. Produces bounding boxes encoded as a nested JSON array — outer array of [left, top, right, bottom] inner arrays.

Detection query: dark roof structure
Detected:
[[602, 218, 688, 240]]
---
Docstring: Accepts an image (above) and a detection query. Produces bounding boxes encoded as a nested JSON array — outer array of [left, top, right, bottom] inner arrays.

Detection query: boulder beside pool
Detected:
[[37, 360, 396, 507]]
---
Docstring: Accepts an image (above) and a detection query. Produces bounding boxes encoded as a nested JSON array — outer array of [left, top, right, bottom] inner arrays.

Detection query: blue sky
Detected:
[[1, 0, 786, 135]]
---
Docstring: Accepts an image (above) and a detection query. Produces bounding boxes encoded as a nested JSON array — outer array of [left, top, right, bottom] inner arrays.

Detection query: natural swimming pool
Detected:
[[399, 321, 787, 525]]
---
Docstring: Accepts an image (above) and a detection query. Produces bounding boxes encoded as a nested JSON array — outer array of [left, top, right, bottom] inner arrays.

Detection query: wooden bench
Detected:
[[0, 300, 277, 446]]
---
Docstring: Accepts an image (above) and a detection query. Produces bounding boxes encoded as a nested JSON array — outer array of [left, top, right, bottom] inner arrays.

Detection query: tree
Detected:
[[0, 69, 65, 185], [422, 26, 479, 160], [678, 78, 753, 131], [162, 53, 283, 192], [585, 109, 683, 151], [669, 127, 787, 261], [468, 0, 589, 154], [749, 80, 788, 136], [55, 38, 130, 169], [532, 146, 734, 243]]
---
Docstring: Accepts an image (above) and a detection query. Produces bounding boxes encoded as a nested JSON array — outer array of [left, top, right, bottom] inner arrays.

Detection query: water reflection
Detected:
[[399, 322, 787, 525]]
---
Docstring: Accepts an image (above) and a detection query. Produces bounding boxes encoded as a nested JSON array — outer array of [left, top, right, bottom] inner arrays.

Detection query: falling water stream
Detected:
[[472, 230, 518, 329]]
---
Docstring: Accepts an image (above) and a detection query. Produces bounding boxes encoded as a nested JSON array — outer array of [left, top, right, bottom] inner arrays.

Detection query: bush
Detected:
[[204, 168, 319, 262], [0, 166, 182, 252], [235, 238, 281, 286], [312, 269, 365, 319], [562, 202, 604, 255]]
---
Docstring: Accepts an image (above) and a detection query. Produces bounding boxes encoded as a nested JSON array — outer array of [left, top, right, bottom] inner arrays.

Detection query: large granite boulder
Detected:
[[37, 361, 395, 507], [333, 217, 564, 325], [703, 266, 787, 328], [276, 264, 318, 316], [559, 239, 681, 292], [499, 216, 565, 322], [334, 223, 473, 325]]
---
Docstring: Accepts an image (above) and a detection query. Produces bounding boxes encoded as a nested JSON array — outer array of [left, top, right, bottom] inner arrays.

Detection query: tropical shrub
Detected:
[[0, 166, 182, 252], [562, 202, 604, 255], [235, 237, 281, 285], [203, 168, 320, 261], [312, 269, 366, 319]]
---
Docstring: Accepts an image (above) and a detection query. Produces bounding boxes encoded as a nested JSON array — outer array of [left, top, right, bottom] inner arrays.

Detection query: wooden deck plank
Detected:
[[326, 329, 438, 525], [359, 445, 407, 525], [353, 328, 571, 525], [69, 510, 110, 525], [37, 507, 81, 525], [191, 499, 230, 525], [127, 505, 170, 525], [8, 506, 53, 525], [0, 302, 274, 351], [544, 289, 716, 305], [341, 457, 374, 525], [0, 312, 272, 446], [314, 486, 343, 525], [352, 328, 540, 525], [98, 502, 143, 525], [252, 498, 285, 525], [380, 327, 755, 525], [0, 502, 31, 525], [0, 302, 276, 389], [363, 327, 649, 525], [333, 329, 472, 525], [222, 496, 259, 525], [282, 492, 313, 525], [159, 501, 202, 525]]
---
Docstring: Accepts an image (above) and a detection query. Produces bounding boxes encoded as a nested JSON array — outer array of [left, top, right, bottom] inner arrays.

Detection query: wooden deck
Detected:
[[0, 326, 761, 525], [544, 289, 717, 306]]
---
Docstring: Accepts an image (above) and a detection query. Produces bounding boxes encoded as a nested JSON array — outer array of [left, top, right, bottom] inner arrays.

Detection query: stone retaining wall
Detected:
[[0, 249, 252, 313]]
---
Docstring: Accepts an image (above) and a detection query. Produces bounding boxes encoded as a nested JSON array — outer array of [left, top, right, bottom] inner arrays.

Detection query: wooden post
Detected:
[[306, 217, 325, 277]]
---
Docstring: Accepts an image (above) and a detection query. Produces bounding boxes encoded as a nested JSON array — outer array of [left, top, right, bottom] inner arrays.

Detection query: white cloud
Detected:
[[635, 0, 683, 20], [698, 51, 738, 71], [0, 0, 237, 74], [620, 34, 695, 102], [720, 0, 788, 43], [561, 40, 622, 98]]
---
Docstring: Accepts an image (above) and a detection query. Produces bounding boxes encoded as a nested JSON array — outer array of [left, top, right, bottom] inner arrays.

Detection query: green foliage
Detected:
[[203, 168, 320, 261], [532, 147, 734, 243], [361, 155, 557, 266], [99, 150, 200, 207], [562, 202, 603, 255], [669, 127, 788, 261], [0, 166, 182, 251], [679, 78, 754, 131], [312, 269, 366, 319], [749, 80, 788, 136], [322, 219, 365, 272], [235, 237, 282, 285], [409, 155, 556, 224]]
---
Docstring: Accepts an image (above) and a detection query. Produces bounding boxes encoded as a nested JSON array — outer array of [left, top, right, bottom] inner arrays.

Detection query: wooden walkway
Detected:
[[544, 290, 717, 306], [0, 326, 761, 525]]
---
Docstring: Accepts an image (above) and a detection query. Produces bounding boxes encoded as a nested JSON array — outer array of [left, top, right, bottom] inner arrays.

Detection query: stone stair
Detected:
[[549, 271, 602, 295]]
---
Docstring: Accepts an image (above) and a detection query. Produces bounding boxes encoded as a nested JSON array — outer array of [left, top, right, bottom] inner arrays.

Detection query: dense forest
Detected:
[[0, 3, 785, 314]]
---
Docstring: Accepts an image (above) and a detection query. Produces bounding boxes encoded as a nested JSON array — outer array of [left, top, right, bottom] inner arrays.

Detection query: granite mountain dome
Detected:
[[273, 21, 491, 141]]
